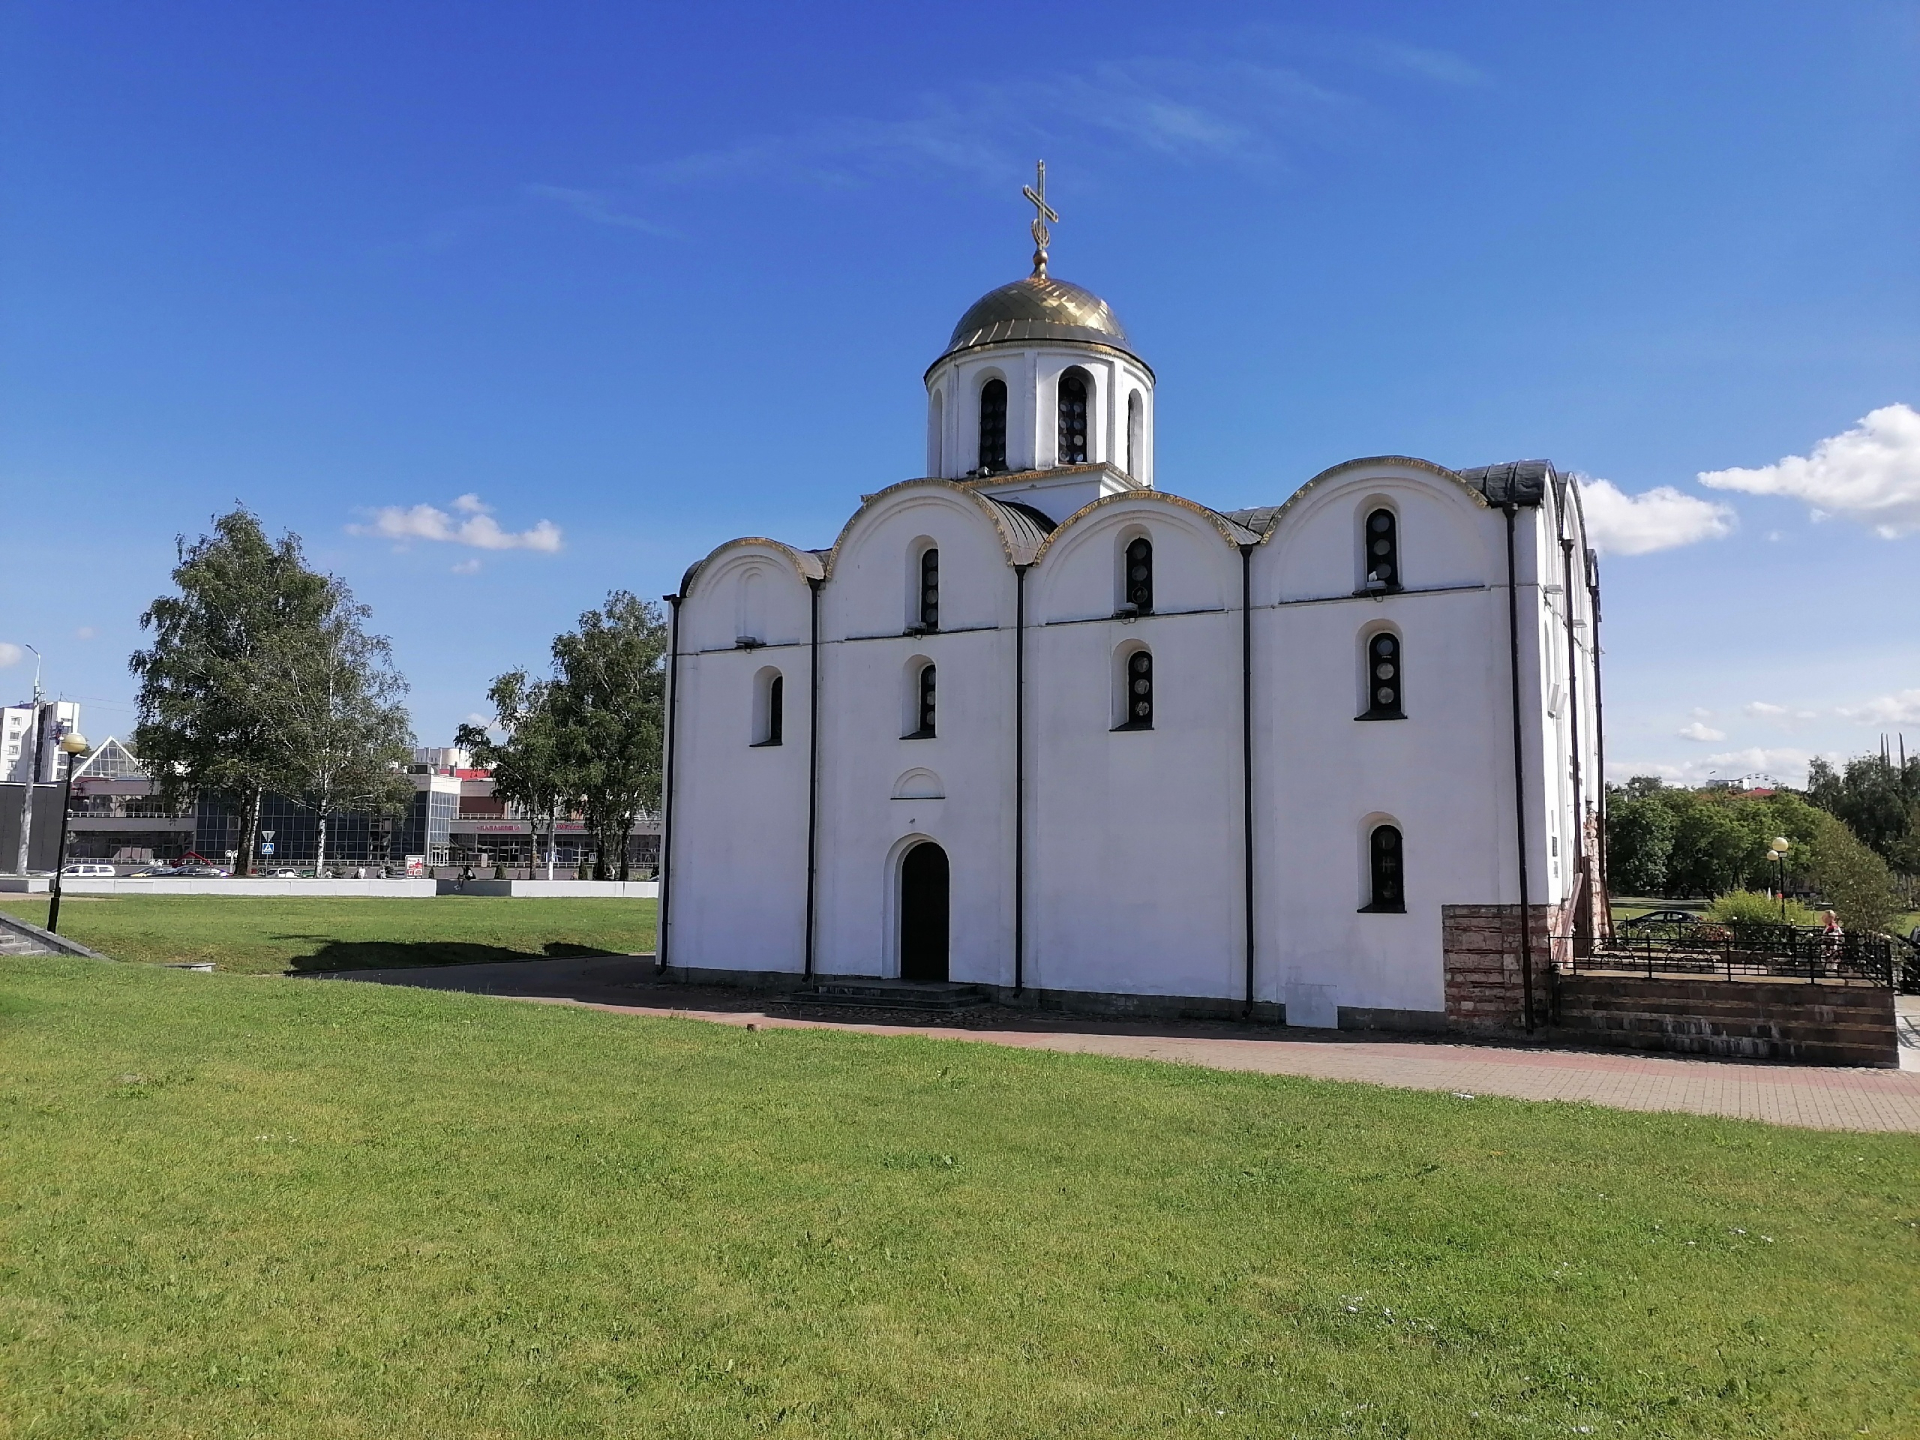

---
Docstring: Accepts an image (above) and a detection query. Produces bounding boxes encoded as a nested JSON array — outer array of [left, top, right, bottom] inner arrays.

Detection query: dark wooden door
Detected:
[[899, 842, 949, 983]]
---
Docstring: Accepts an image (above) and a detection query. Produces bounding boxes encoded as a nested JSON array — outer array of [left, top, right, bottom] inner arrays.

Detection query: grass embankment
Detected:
[[0, 895, 655, 974], [2, 959, 1916, 1438]]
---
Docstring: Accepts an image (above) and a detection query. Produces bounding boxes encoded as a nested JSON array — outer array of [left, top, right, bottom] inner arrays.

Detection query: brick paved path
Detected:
[[323, 961, 1920, 1134]]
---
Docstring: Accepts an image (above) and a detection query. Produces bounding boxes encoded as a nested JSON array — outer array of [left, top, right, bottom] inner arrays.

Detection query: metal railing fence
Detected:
[[1561, 921, 1896, 989]]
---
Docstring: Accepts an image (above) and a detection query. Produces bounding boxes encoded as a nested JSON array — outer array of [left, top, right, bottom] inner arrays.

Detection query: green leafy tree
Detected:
[[1665, 795, 1758, 897], [455, 673, 571, 879], [262, 597, 414, 874], [1605, 787, 1677, 894], [550, 592, 668, 881], [1807, 753, 1920, 907], [1806, 811, 1901, 933], [129, 509, 333, 875]]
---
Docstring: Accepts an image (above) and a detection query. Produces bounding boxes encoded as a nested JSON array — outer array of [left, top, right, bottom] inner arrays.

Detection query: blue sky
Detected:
[[3, 0, 1916, 784]]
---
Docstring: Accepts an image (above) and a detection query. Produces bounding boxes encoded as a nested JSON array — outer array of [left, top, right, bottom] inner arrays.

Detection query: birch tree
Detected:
[[263, 598, 414, 874], [550, 592, 667, 881], [455, 673, 569, 879], [130, 509, 332, 874]]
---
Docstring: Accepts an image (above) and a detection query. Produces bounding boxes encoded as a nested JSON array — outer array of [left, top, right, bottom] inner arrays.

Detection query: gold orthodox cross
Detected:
[[1023, 160, 1058, 276]]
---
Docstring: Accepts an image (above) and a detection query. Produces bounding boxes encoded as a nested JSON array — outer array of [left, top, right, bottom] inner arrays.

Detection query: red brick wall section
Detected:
[[1442, 903, 1556, 1032]]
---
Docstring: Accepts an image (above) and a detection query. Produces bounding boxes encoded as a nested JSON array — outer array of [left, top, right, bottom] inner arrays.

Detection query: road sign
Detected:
[[260, 842, 275, 856], [261, 830, 276, 842]]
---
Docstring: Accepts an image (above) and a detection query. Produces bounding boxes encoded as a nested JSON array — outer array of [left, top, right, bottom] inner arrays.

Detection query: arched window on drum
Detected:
[[1057, 369, 1091, 464], [977, 378, 1008, 474]]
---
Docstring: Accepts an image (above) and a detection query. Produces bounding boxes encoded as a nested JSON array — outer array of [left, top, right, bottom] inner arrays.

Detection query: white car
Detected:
[[59, 863, 117, 878]]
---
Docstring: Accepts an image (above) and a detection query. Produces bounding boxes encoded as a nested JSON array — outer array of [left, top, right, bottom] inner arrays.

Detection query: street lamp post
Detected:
[[1769, 836, 1792, 924], [45, 731, 90, 935]]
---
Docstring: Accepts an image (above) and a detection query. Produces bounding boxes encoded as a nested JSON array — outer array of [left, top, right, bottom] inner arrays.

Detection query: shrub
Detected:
[[1809, 814, 1901, 933], [1706, 889, 1815, 928]]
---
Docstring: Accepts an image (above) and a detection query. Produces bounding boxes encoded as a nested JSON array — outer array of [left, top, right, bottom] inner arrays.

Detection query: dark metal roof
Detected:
[[979, 497, 1055, 564], [935, 274, 1147, 371], [1222, 505, 1285, 537], [1455, 460, 1556, 508]]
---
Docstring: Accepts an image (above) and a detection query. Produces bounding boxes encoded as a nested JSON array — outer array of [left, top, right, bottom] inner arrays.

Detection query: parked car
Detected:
[[172, 864, 230, 878], [58, 863, 117, 878], [266, 869, 301, 878], [1619, 908, 1698, 931]]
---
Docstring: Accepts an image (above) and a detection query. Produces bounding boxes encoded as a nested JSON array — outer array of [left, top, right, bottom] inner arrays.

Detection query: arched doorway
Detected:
[[899, 841, 949, 983]]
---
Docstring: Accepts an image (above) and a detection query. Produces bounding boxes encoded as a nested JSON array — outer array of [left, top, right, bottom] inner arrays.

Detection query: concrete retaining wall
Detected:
[[1, 877, 439, 897], [1553, 974, 1899, 1067], [438, 879, 659, 898]]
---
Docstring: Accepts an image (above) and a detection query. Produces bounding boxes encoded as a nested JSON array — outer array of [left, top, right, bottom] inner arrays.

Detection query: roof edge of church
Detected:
[[677, 537, 824, 599], [924, 335, 1153, 383]]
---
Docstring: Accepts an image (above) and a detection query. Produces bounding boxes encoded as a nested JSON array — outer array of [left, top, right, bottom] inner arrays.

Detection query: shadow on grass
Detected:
[[286, 940, 618, 973]]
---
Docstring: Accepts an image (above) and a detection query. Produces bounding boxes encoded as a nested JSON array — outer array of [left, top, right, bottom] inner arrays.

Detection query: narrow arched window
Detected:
[[1365, 825, 1405, 912], [1058, 371, 1089, 464], [1116, 648, 1153, 730], [978, 379, 1007, 473], [1126, 390, 1143, 476], [906, 663, 936, 739], [1361, 631, 1404, 720], [919, 547, 939, 630], [752, 669, 783, 747], [1364, 508, 1400, 590], [1123, 536, 1153, 614]]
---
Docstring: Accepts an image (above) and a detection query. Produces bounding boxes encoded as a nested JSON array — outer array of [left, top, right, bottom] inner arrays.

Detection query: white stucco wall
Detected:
[[664, 454, 1599, 1024], [925, 343, 1155, 484]]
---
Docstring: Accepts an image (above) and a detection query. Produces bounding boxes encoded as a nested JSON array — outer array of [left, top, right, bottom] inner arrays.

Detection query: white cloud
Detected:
[[1745, 701, 1788, 718], [352, 494, 562, 553], [1609, 747, 1822, 788], [1703, 747, 1816, 782], [1677, 721, 1725, 742], [1577, 477, 1735, 555], [1837, 689, 1920, 725], [525, 185, 675, 237], [75, 626, 96, 641], [1699, 403, 1920, 538], [450, 558, 482, 575], [634, 28, 1484, 193], [0, 642, 22, 668]]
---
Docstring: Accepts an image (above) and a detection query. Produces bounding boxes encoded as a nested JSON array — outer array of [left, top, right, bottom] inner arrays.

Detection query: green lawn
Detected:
[[2, 958, 1915, 1438], [0, 895, 656, 974]]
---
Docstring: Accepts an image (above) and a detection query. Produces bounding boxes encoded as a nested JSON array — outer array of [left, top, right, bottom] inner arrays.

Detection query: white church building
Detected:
[[658, 210, 1605, 1032]]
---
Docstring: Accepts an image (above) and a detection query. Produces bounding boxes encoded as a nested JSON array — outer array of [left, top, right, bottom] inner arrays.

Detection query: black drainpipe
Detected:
[[1013, 563, 1029, 995], [657, 594, 683, 974], [1505, 506, 1535, 1034], [1240, 543, 1256, 1020], [804, 576, 823, 982]]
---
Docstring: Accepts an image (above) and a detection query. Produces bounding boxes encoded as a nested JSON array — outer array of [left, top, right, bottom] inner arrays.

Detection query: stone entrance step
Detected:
[[786, 979, 991, 1013]]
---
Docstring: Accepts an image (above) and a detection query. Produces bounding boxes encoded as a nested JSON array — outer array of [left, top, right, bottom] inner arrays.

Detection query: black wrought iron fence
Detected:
[[1562, 921, 1896, 989]]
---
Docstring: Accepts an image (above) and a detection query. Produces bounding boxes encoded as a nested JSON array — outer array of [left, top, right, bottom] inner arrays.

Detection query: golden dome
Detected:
[[936, 274, 1144, 370]]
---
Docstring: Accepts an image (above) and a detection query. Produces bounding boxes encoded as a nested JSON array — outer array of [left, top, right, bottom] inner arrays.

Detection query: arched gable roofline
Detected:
[[679, 538, 824, 600], [1029, 488, 1257, 566], [821, 478, 1049, 577], [1248, 456, 1490, 547], [1557, 472, 1592, 552]]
